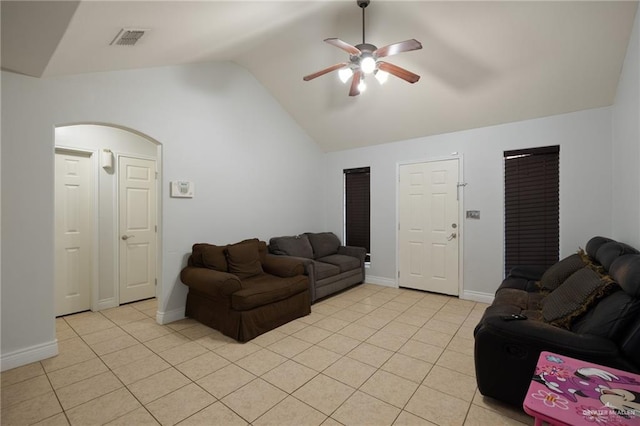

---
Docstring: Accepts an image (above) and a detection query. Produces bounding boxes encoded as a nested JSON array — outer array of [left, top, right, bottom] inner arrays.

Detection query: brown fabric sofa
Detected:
[[268, 232, 366, 303], [180, 238, 311, 342]]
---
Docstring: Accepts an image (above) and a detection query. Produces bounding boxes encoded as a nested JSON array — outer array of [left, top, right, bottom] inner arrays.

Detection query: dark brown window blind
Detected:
[[504, 146, 559, 275], [344, 167, 370, 261]]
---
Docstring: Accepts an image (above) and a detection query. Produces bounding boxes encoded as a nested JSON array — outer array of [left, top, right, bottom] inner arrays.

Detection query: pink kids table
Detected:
[[523, 351, 640, 426]]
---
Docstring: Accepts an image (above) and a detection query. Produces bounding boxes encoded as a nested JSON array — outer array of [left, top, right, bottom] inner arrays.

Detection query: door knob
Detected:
[[447, 232, 457, 241], [121, 235, 135, 241]]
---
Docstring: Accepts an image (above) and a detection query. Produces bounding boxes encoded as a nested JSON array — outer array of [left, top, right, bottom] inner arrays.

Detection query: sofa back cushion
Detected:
[[537, 253, 586, 292], [269, 235, 314, 259], [585, 236, 614, 259], [226, 240, 263, 279], [192, 243, 228, 272], [306, 232, 341, 259], [595, 241, 640, 271], [610, 254, 640, 298], [541, 267, 618, 328]]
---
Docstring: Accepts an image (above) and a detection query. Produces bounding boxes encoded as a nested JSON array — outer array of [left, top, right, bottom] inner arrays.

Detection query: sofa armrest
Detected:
[[269, 255, 314, 275], [262, 254, 305, 277], [180, 266, 242, 298], [338, 246, 366, 263]]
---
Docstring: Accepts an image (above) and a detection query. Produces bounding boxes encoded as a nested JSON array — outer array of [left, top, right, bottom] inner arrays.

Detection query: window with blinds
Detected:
[[504, 146, 559, 275], [344, 167, 371, 262]]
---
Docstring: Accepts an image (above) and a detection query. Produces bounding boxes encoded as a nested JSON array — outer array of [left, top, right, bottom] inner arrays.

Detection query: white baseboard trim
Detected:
[[156, 307, 185, 325], [365, 275, 397, 288], [97, 297, 117, 311], [460, 290, 494, 304], [1, 340, 59, 372]]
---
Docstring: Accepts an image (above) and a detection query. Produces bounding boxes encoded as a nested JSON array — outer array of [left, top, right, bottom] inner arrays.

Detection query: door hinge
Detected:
[[155, 225, 157, 232], [155, 172, 158, 180], [155, 278, 157, 286]]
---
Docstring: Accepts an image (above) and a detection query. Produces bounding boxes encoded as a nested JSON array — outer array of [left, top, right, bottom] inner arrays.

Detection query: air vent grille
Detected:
[[110, 28, 146, 46]]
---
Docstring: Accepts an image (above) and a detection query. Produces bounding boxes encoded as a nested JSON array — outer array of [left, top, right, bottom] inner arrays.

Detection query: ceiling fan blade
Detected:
[[375, 39, 422, 59], [303, 62, 349, 81], [349, 70, 362, 97], [378, 61, 420, 84], [324, 38, 361, 56]]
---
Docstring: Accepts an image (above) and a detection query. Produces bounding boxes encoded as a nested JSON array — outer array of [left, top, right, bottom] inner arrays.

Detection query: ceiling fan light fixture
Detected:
[[339, 67, 354, 83], [374, 70, 389, 84], [302, 0, 422, 96], [360, 55, 376, 74]]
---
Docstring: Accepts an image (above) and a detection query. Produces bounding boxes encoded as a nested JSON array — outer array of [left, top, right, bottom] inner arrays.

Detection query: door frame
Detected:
[[396, 154, 465, 296], [54, 146, 100, 313], [114, 152, 160, 305]]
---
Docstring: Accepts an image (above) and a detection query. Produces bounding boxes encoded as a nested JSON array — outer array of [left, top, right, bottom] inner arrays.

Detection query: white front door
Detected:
[[398, 159, 459, 295], [118, 156, 157, 304], [55, 150, 93, 316]]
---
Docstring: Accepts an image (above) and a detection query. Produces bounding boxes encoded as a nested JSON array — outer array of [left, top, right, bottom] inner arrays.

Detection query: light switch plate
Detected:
[[170, 181, 194, 198], [466, 210, 480, 219]]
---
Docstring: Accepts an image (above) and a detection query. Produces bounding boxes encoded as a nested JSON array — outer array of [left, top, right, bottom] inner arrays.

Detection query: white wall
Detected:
[[1, 61, 325, 370], [324, 107, 614, 298], [55, 125, 159, 308], [612, 7, 640, 248]]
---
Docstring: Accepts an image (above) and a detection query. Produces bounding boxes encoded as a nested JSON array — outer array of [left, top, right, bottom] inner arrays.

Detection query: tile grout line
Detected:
[[3, 286, 527, 426]]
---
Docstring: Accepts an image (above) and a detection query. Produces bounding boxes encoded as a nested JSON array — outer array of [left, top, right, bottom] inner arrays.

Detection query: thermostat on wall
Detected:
[[170, 181, 194, 198]]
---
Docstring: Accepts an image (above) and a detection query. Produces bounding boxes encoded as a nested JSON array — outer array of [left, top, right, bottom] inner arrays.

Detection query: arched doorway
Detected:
[[54, 124, 162, 316]]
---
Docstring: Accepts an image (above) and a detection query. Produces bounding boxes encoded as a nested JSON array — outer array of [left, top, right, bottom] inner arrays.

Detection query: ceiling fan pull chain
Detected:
[[362, 2, 366, 44]]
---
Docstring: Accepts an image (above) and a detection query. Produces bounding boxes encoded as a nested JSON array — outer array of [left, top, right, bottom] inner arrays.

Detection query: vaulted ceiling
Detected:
[[2, 1, 638, 152]]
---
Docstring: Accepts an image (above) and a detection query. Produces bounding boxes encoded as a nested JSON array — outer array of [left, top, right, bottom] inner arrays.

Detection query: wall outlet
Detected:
[[466, 210, 480, 219]]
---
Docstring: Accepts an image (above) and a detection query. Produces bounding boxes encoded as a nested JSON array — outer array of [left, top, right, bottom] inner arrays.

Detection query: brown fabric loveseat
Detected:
[[268, 232, 366, 303], [180, 238, 311, 342]]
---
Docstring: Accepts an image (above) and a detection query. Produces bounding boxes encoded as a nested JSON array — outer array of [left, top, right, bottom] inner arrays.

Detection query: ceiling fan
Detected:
[[303, 0, 422, 96]]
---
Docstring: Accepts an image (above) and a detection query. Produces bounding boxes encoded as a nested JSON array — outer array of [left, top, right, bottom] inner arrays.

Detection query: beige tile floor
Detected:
[[1, 284, 535, 426]]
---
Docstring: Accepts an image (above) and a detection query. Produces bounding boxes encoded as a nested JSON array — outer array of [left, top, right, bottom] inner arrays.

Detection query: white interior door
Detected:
[[399, 159, 459, 295], [119, 156, 157, 304], [55, 150, 93, 316]]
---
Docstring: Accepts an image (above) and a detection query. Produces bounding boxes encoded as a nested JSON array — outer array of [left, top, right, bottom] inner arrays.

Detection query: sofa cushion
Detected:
[[497, 276, 539, 293], [609, 254, 640, 297], [306, 232, 341, 259], [231, 274, 308, 311], [571, 291, 640, 340], [541, 268, 617, 328], [312, 261, 340, 280], [202, 244, 228, 272], [585, 236, 614, 259], [537, 253, 586, 292], [226, 240, 263, 279], [316, 254, 360, 273], [595, 241, 640, 270], [492, 288, 545, 311], [269, 235, 314, 259]]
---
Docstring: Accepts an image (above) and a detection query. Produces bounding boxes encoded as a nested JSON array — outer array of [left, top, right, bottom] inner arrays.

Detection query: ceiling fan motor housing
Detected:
[[357, 0, 370, 9]]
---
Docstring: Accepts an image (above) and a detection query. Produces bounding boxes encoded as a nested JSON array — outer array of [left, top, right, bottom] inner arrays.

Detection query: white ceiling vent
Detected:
[[110, 28, 147, 46]]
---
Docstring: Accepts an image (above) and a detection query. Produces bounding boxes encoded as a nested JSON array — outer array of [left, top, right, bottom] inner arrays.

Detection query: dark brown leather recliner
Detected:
[[474, 237, 640, 407]]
